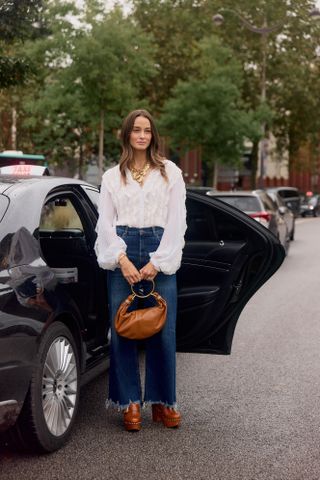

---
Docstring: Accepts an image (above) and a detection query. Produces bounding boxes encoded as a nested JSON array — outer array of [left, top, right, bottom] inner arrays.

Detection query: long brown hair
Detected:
[[119, 109, 167, 183]]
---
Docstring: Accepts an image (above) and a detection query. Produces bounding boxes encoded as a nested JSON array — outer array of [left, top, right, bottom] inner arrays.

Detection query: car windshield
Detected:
[[215, 196, 260, 212], [0, 194, 9, 222], [278, 190, 299, 199]]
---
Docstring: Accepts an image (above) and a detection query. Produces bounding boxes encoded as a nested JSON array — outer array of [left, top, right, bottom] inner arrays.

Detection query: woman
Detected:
[[94, 109, 186, 431]]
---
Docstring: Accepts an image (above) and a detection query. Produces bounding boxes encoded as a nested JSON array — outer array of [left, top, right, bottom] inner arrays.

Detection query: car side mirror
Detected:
[[278, 206, 286, 215]]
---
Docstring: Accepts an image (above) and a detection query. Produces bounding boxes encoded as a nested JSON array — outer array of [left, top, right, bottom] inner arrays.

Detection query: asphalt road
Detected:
[[1, 217, 320, 480]]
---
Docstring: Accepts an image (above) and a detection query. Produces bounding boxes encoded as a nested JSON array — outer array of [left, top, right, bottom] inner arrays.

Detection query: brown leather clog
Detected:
[[152, 404, 181, 428], [123, 403, 142, 431]]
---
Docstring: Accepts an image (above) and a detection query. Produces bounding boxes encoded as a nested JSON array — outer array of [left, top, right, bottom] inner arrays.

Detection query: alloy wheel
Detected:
[[42, 336, 78, 437]]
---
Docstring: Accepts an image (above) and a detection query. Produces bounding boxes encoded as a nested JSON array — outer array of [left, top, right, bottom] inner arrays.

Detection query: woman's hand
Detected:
[[119, 256, 142, 285], [140, 261, 158, 281]]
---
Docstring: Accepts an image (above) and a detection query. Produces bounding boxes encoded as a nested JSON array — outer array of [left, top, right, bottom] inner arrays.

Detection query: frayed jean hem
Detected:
[[105, 398, 141, 412], [143, 400, 178, 410]]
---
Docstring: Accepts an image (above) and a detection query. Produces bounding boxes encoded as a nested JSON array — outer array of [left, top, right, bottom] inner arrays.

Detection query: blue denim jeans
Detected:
[[106, 226, 177, 410]]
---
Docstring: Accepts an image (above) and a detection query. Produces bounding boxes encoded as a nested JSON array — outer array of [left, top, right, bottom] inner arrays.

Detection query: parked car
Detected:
[[207, 190, 290, 254], [266, 187, 301, 217], [300, 194, 320, 217], [0, 175, 284, 452], [266, 190, 295, 241], [186, 185, 216, 195]]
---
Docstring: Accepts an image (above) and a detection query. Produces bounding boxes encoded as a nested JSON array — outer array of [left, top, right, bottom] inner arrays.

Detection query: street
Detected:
[[1, 217, 320, 480]]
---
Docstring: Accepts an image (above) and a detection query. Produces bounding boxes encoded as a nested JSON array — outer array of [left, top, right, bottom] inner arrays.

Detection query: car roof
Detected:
[[0, 174, 95, 195], [267, 187, 299, 192], [208, 190, 264, 197], [187, 186, 216, 190]]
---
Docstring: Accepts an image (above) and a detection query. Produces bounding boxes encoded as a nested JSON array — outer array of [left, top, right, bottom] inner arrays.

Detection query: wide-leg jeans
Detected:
[[106, 226, 177, 410]]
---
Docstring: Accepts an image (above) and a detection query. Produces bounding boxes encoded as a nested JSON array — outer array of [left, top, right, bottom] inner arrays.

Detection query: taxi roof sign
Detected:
[[0, 165, 50, 176]]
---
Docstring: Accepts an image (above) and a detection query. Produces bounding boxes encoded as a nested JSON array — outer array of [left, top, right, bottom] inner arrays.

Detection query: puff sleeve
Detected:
[[149, 170, 187, 275], [94, 172, 127, 270]]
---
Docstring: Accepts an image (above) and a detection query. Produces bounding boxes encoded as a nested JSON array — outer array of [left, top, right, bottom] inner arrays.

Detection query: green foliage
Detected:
[[208, 0, 320, 160], [16, 2, 156, 171], [0, 0, 42, 41], [70, 8, 156, 119], [0, 0, 43, 88], [160, 36, 262, 177], [133, 0, 213, 108], [0, 56, 33, 88], [268, 7, 320, 157], [2, 0, 320, 181]]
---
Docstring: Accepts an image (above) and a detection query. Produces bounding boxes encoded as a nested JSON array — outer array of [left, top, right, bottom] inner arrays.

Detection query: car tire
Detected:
[[6, 322, 80, 453]]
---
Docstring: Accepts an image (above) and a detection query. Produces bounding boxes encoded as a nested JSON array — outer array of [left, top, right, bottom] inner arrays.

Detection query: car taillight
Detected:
[[249, 211, 271, 222]]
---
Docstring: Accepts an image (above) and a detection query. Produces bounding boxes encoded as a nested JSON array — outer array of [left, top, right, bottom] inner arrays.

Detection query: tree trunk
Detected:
[[98, 109, 105, 181], [212, 161, 219, 189], [250, 140, 259, 189], [78, 139, 84, 180], [11, 107, 17, 150]]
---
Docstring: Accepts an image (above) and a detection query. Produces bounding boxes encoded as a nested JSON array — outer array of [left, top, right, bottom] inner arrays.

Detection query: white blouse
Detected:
[[94, 160, 187, 275]]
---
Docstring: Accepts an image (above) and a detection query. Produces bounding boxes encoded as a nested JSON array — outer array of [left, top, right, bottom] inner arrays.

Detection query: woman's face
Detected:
[[129, 116, 152, 152]]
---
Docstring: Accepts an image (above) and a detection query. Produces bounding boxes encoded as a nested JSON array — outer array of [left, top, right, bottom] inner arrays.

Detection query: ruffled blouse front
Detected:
[[94, 159, 187, 275]]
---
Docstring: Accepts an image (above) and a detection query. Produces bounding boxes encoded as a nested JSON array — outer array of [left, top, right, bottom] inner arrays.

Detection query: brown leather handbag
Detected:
[[115, 280, 167, 340]]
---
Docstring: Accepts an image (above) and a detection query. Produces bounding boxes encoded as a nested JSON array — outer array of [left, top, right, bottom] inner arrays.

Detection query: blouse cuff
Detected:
[[149, 251, 183, 275], [94, 237, 127, 271], [149, 257, 161, 272]]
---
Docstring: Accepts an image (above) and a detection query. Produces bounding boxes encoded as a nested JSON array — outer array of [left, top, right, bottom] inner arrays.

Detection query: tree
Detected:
[[0, 0, 43, 88], [12, 2, 156, 178], [133, 0, 213, 110], [160, 37, 262, 187], [10, 0, 87, 170], [69, 7, 156, 178], [267, 2, 320, 166], [206, 0, 320, 185]]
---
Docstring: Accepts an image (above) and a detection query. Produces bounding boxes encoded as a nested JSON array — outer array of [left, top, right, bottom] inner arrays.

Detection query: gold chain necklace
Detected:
[[130, 162, 150, 185]]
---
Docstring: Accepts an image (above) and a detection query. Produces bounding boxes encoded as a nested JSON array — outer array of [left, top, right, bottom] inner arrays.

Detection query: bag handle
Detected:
[[130, 279, 155, 299]]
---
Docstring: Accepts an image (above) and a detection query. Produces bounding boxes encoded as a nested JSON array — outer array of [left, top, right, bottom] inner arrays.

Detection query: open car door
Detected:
[[176, 192, 285, 354]]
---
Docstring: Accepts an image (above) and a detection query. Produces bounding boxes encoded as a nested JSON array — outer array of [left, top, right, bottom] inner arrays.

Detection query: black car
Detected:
[[300, 194, 320, 217], [0, 175, 284, 453]]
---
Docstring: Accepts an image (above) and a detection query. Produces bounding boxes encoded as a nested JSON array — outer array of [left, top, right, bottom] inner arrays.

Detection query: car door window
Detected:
[[215, 195, 260, 213], [38, 195, 89, 279], [81, 186, 99, 211], [261, 194, 276, 212], [185, 198, 217, 241], [186, 197, 250, 243], [40, 198, 84, 234]]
